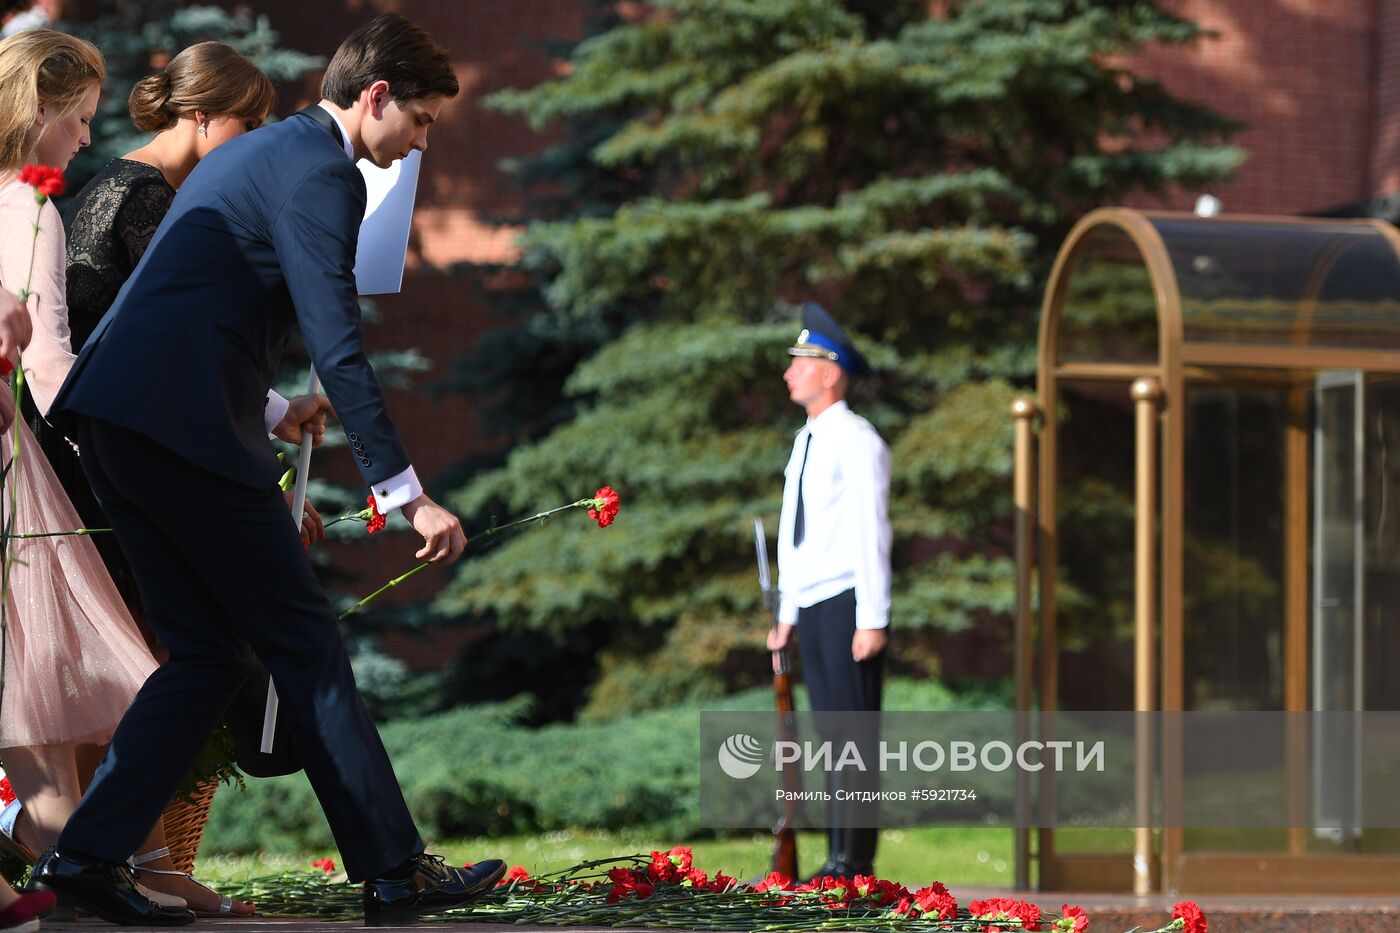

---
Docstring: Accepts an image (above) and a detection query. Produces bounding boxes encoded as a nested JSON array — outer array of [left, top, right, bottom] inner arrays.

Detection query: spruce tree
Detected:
[[435, 0, 1244, 719]]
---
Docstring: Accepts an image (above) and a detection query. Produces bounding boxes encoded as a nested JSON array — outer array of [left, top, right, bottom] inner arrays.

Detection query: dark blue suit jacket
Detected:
[[54, 108, 409, 491]]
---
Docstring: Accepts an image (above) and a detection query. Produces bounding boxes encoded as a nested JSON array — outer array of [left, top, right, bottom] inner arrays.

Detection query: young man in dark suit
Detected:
[[34, 15, 503, 925]]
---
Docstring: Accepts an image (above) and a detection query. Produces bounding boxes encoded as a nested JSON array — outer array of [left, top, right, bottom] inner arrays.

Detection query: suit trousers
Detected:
[[796, 588, 884, 869], [57, 417, 423, 881]]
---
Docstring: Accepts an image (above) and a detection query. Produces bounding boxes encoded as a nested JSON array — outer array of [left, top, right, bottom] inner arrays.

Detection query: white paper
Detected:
[[354, 149, 422, 296]]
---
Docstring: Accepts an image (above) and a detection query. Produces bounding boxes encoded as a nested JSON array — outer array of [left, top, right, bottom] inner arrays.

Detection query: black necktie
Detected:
[[793, 432, 813, 546]]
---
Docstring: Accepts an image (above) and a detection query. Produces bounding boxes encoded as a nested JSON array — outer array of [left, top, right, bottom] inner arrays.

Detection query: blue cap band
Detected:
[[802, 330, 848, 368]]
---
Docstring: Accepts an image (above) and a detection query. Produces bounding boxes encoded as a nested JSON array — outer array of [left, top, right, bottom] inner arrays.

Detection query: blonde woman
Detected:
[[0, 29, 245, 922]]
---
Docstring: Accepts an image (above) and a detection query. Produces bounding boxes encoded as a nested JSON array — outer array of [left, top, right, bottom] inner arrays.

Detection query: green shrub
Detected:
[[202, 679, 1008, 853]]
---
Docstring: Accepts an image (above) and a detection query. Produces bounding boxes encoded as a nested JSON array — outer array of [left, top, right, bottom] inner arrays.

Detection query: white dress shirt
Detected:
[[776, 399, 892, 629]]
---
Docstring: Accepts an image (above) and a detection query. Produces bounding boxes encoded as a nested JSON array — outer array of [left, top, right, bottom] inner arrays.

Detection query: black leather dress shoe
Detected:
[[30, 846, 194, 926], [363, 853, 506, 925], [801, 860, 871, 882]]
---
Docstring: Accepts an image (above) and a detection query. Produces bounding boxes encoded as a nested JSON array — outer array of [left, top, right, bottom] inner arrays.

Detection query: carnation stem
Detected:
[[337, 498, 597, 619], [12, 527, 112, 538]]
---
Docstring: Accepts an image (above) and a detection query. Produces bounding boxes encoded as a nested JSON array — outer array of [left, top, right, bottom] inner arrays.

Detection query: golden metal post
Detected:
[[1011, 396, 1040, 891], [1131, 377, 1162, 895]]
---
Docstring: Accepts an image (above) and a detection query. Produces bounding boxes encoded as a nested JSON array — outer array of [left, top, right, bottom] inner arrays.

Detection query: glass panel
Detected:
[[1054, 381, 1135, 710], [1152, 218, 1400, 350], [1179, 382, 1290, 858], [1182, 383, 1287, 711], [1312, 372, 1360, 841], [1308, 373, 1400, 854], [1056, 226, 1158, 365], [1046, 381, 1138, 871], [1360, 375, 1400, 714]]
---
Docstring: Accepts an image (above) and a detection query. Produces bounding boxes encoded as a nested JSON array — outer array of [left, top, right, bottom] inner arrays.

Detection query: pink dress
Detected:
[[0, 176, 156, 747]]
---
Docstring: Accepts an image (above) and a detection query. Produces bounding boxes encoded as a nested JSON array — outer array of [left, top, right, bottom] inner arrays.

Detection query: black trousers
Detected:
[[796, 588, 884, 869], [58, 418, 423, 881], [797, 589, 883, 714]]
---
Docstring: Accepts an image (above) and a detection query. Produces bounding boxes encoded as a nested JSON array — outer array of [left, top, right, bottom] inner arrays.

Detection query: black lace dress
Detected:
[[20, 159, 175, 618]]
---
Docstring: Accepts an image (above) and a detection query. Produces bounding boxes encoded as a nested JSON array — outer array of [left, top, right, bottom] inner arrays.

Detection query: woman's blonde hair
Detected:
[[0, 28, 103, 171], [128, 41, 274, 133]]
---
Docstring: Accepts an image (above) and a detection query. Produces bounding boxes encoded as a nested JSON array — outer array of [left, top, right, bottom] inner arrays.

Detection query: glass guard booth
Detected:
[[1017, 208, 1400, 894]]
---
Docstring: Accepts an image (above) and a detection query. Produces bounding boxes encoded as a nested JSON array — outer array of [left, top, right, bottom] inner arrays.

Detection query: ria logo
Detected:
[[717, 733, 765, 779]]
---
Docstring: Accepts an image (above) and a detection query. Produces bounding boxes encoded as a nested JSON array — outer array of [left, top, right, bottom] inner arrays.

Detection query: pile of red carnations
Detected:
[[232, 847, 1207, 932]]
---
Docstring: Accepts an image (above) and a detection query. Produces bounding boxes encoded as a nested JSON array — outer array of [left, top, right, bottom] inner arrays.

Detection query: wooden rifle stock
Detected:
[[752, 517, 799, 880], [771, 645, 800, 879]]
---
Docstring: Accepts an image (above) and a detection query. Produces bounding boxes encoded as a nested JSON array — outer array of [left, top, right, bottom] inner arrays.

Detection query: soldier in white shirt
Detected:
[[768, 302, 891, 879]]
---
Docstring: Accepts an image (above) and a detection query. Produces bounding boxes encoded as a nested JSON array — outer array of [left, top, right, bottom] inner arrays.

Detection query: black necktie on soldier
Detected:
[[793, 432, 813, 546]]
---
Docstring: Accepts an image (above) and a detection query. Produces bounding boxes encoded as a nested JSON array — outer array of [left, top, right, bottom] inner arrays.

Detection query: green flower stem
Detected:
[[12, 527, 112, 538], [337, 498, 597, 620], [478, 498, 595, 537], [338, 560, 431, 620]]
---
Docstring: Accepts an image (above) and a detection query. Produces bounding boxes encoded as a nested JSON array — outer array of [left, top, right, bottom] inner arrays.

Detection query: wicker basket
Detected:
[[159, 779, 218, 875]]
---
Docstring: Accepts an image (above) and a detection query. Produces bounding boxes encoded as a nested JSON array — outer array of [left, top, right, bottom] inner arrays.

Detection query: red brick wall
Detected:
[[1371, 0, 1400, 194], [1131, 0, 1379, 215]]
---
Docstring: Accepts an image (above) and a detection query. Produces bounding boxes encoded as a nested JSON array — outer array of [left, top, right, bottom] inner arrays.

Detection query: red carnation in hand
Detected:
[[364, 495, 387, 534], [1172, 901, 1207, 933], [311, 858, 335, 873], [0, 776, 15, 806], [0, 358, 12, 378], [588, 485, 620, 528], [18, 164, 64, 199]]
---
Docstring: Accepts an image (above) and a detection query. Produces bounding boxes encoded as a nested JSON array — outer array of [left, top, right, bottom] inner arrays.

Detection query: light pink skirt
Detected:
[[0, 417, 156, 747]]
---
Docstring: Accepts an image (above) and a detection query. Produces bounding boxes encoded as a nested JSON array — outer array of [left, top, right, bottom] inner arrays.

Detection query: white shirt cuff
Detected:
[[370, 465, 422, 514], [856, 611, 888, 630], [264, 390, 290, 435]]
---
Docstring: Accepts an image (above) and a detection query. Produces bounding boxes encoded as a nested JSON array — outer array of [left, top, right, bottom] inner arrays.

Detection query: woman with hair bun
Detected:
[[65, 41, 275, 351]]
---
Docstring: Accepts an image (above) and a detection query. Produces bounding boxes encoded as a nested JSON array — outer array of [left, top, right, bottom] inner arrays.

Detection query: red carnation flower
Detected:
[[1058, 904, 1090, 933], [709, 870, 737, 892], [1172, 900, 1207, 933], [499, 865, 533, 888], [914, 883, 957, 920], [606, 867, 654, 902], [311, 858, 335, 873], [971, 896, 1041, 932], [364, 495, 386, 534], [754, 870, 792, 893], [646, 850, 681, 883], [0, 776, 14, 806], [0, 358, 12, 378], [588, 485, 620, 528], [18, 164, 63, 199]]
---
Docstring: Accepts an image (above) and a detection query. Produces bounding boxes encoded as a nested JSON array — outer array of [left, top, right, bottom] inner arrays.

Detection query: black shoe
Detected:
[[363, 853, 505, 925], [802, 860, 856, 883], [30, 846, 194, 926]]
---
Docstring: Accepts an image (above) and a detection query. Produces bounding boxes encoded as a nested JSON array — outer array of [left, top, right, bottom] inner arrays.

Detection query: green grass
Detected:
[[197, 827, 1017, 891]]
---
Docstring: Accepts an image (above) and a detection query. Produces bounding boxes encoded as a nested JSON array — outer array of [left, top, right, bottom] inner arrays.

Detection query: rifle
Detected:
[[754, 517, 800, 880]]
